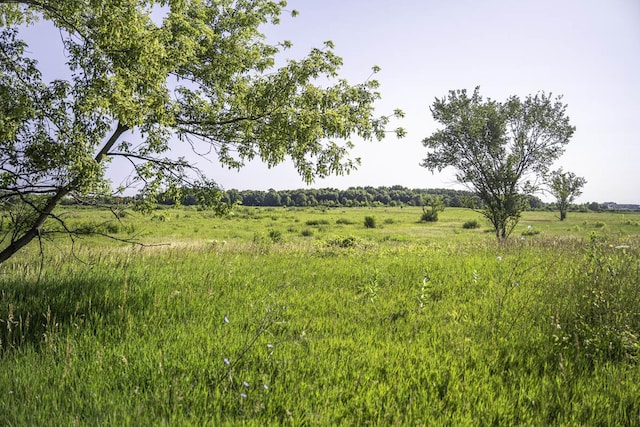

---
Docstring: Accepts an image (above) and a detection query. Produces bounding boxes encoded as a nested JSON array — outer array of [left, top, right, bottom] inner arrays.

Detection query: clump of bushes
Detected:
[[462, 220, 481, 229], [521, 225, 540, 236], [364, 216, 377, 228], [326, 236, 358, 248], [336, 218, 355, 225], [306, 219, 330, 226], [76, 221, 134, 235]]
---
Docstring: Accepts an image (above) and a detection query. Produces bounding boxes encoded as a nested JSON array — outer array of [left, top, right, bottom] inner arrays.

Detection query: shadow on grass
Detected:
[[0, 271, 151, 354]]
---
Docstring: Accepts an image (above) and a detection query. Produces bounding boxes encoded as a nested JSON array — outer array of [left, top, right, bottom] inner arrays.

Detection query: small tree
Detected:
[[421, 87, 575, 239], [547, 169, 587, 220], [420, 195, 445, 222]]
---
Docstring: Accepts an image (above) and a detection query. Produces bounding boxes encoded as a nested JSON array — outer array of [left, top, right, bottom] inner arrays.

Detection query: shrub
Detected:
[[420, 210, 439, 222], [306, 219, 330, 226], [336, 218, 355, 225], [268, 230, 282, 242], [364, 216, 377, 228], [420, 195, 445, 222], [326, 236, 357, 248], [462, 220, 481, 229], [300, 228, 314, 237], [521, 225, 540, 236]]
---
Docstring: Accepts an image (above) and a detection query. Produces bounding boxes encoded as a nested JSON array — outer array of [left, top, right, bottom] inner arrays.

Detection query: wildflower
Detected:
[[224, 316, 229, 323], [263, 384, 269, 390], [223, 358, 230, 365], [527, 225, 532, 230], [267, 344, 274, 349], [497, 256, 502, 261], [243, 381, 249, 387], [240, 393, 247, 398]]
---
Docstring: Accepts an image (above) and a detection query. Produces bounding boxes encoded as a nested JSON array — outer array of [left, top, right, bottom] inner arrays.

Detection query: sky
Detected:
[[17, 0, 640, 203]]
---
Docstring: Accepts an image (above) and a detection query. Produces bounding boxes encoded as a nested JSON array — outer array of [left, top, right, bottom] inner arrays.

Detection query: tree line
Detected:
[[156, 185, 554, 209]]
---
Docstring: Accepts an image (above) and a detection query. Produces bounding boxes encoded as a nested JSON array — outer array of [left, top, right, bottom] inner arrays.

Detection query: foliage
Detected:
[[547, 168, 587, 221], [363, 215, 377, 228], [0, 0, 404, 264], [521, 225, 540, 236], [551, 234, 640, 364], [420, 194, 445, 222], [160, 185, 483, 208], [421, 87, 575, 239], [462, 219, 481, 229]]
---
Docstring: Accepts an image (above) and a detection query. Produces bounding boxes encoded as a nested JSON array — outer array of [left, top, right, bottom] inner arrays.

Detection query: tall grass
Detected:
[[0, 207, 639, 424]]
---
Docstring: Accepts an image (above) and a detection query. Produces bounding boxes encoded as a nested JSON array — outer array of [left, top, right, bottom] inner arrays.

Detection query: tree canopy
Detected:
[[421, 87, 575, 239], [0, 0, 403, 263], [547, 169, 587, 221]]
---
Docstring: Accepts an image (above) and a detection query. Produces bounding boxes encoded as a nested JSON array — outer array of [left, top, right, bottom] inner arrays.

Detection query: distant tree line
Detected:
[[155, 185, 553, 209], [50, 186, 620, 213]]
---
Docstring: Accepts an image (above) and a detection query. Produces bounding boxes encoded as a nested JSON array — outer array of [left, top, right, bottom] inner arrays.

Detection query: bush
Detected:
[[420, 211, 439, 222], [462, 220, 481, 229], [300, 228, 314, 237], [364, 216, 377, 228], [336, 218, 355, 225], [420, 195, 444, 222], [326, 236, 357, 248], [268, 230, 282, 242], [521, 225, 540, 236], [306, 219, 330, 226]]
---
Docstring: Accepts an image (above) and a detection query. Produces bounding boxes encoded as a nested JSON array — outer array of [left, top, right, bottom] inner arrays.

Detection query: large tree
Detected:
[[421, 87, 575, 239], [547, 168, 586, 221], [0, 0, 404, 264]]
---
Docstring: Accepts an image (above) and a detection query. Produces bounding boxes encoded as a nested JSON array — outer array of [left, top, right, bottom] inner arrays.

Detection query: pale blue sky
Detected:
[[18, 0, 640, 203], [215, 0, 640, 203]]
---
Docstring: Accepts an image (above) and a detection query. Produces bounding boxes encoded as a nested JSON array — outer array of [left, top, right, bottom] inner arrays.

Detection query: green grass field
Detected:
[[1, 207, 639, 425]]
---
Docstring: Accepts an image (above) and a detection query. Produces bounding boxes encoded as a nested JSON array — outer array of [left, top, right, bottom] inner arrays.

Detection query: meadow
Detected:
[[1, 206, 639, 425]]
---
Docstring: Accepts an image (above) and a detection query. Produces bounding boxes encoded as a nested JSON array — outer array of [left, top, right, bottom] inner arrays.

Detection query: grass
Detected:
[[1, 207, 639, 425]]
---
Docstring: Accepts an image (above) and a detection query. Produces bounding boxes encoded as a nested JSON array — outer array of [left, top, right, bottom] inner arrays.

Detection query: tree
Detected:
[[419, 195, 444, 222], [547, 169, 586, 220], [0, 1, 404, 264], [421, 87, 575, 239]]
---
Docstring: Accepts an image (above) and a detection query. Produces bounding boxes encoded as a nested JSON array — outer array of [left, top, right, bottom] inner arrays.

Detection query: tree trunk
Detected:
[[0, 186, 71, 264], [0, 123, 128, 265]]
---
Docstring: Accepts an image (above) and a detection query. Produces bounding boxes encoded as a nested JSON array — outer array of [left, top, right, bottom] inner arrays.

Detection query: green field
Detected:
[[1, 207, 639, 425]]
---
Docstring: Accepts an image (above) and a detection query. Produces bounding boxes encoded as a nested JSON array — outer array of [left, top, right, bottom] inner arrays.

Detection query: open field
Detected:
[[1, 207, 639, 425]]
